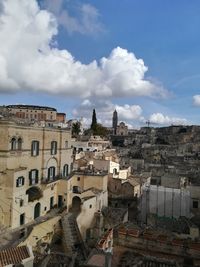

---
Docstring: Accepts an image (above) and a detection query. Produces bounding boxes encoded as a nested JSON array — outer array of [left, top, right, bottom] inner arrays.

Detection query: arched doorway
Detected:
[[34, 202, 41, 219], [71, 196, 81, 212]]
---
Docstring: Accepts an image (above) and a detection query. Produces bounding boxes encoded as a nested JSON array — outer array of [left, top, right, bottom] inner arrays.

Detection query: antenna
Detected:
[[146, 120, 150, 127]]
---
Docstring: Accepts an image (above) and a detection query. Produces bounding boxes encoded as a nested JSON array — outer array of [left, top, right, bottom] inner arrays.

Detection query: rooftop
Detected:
[[6, 104, 57, 111], [0, 245, 32, 266]]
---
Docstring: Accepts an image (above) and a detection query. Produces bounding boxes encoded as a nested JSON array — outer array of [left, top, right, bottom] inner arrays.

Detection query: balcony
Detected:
[[26, 186, 43, 202], [41, 174, 61, 184]]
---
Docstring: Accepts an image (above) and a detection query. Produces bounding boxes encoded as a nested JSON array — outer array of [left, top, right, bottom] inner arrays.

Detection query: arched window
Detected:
[[48, 166, 56, 181], [11, 138, 17, 150], [63, 164, 69, 177], [113, 168, 118, 175], [18, 138, 22, 150]]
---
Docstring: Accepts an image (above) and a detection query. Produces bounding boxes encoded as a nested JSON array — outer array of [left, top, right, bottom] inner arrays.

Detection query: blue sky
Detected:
[[0, 0, 200, 127]]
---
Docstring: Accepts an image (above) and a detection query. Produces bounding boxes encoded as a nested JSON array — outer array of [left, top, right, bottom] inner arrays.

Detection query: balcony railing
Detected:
[[41, 174, 62, 184], [41, 173, 72, 184]]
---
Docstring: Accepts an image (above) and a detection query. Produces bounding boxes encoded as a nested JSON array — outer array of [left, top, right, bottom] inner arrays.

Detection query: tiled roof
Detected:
[[0, 246, 31, 266]]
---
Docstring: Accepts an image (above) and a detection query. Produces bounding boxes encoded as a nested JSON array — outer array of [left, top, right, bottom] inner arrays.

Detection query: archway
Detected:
[[34, 202, 41, 219], [71, 196, 81, 212]]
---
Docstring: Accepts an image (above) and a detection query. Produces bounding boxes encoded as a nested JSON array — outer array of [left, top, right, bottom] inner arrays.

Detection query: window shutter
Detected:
[[22, 177, 25, 186], [16, 179, 19, 187], [48, 168, 51, 179], [29, 171, 32, 185], [37, 141, 39, 156], [35, 169, 39, 183], [55, 142, 57, 155], [31, 141, 34, 156], [51, 141, 53, 155]]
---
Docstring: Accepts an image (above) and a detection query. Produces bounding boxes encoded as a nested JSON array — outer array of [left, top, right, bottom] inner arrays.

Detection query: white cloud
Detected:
[[43, 0, 103, 35], [193, 95, 200, 106], [73, 99, 143, 128], [149, 113, 187, 125], [0, 0, 168, 99], [115, 104, 142, 120]]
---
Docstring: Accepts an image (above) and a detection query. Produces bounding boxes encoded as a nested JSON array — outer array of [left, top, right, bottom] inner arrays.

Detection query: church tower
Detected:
[[112, 109, 118, 135]]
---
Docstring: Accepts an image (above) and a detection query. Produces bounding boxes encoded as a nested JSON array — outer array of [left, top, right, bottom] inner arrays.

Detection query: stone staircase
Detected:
[[61, 212, 87, 265]]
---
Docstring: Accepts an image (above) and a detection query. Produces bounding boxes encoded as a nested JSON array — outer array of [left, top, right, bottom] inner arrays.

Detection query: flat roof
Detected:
[[6, 104, 57, 111]]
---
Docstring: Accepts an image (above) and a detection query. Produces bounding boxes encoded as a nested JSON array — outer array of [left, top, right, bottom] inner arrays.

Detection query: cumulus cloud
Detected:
[[115, 104, 142, 120], [73, 99, 143, 128], [0, 0, 168, 99], [193, 95, 200, 106], [43, 0, 103, 35], [149, 113, 187, 125]]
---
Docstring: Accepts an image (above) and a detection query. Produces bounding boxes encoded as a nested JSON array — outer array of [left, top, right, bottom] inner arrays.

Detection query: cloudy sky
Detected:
[[0, 0, 200, 128]]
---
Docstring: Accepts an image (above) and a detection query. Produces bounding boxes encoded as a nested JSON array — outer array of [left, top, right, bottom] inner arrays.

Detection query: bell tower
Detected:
[[112, 109, 118, 135]]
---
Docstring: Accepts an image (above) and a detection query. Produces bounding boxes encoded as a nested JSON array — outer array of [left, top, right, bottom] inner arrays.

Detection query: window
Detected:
[[51, 141, 57, 155], [19, 199, 24, 207], [193, 200, 199, 209], [113, 168, 118, 175], [73, 186, 81, 194], [50, 196, 54, 209], [20, 213, 25, 225], [77, 177, 80, 181], [29, 169, 39, 185], [63, 164, 69, 177], [11, 138, 17, 150], [16, 176, 25, 187], [89, 204, 92, 209], [48, 166, 56, 180], [31, 140, 39, 156], [17, 138, 22, 150]]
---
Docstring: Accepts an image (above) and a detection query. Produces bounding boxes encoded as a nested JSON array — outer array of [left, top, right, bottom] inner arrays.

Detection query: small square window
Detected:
[[77, 177, 80, 181], [44, 207, 47, 211], [89, 204, 92, 208]]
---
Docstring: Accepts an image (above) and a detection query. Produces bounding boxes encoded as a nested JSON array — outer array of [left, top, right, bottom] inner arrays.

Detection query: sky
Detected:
[[0, 0, 200, 128]]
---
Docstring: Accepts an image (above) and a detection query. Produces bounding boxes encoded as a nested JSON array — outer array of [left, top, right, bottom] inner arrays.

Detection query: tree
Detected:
[[91, 109, 97, 133], [72, 121, 81, 137], [94, 123, 108, 137]]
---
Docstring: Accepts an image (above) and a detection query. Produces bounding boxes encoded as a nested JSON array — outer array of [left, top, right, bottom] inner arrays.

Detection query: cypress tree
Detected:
[[91, 109, 97, 132]]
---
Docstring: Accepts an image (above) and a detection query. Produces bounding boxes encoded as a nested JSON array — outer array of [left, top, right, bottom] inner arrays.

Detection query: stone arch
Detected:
[[46, 157, 58, 169], [46, 157, 58, 178]]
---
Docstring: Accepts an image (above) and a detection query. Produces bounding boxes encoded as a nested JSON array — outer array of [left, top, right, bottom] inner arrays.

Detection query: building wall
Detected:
[[7, 105, 57, 121], [66, 173, 108, 210], [93, 159, 119, 174], [141, 185, 191, 222], [0, 120, 73, 229]]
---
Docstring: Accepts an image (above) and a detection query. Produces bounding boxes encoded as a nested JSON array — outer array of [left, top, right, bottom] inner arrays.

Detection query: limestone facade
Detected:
[[0, 119, 73, 229]]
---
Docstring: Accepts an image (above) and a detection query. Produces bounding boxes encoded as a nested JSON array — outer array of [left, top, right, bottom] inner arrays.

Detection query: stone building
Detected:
[[6, 104, 58, 121], [0, 118, 73, 229], [116, 122, 128, 136]]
